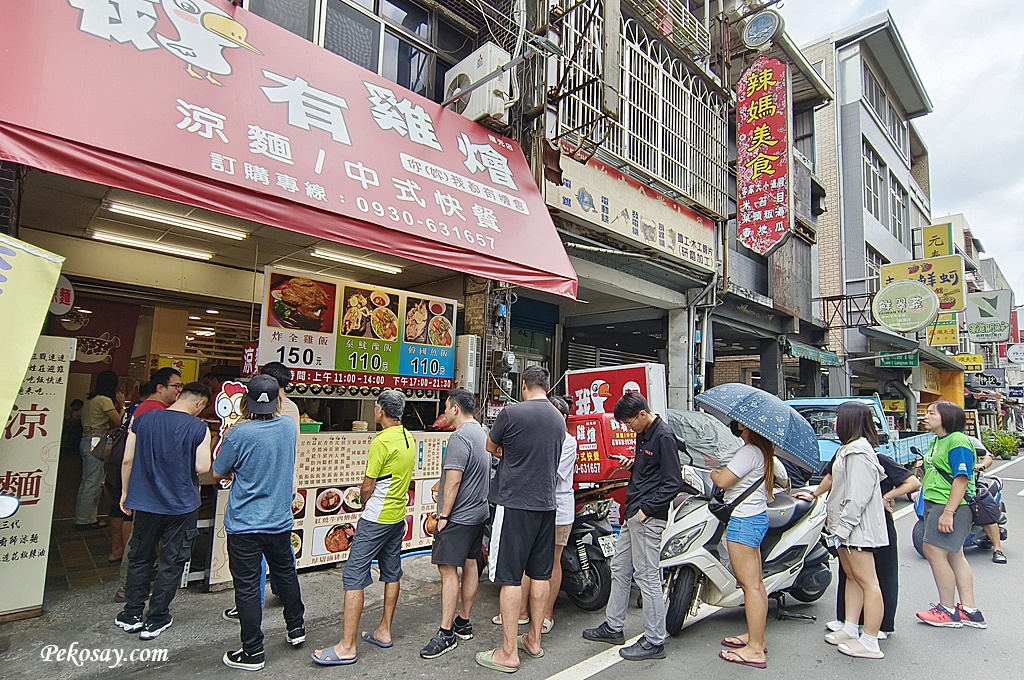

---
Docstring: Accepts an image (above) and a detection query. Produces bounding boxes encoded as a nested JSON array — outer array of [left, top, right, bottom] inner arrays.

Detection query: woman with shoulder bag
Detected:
[[74, 370, 123, 530], [915, 401, 985, 629], [710, 422, 774, 670], [816, 402, 888, 659]]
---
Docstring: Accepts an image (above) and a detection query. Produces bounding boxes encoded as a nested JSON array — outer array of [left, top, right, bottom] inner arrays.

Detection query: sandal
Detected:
[[475, 649, 519, 673], [825, 630, 855, 646], [492, 614, 530, 626], [542, 618, 554, 634], [722, 637, 767, 653], [719, 649, 767, 669], [361, 631, 393, 649], [311, 646, 357, 666], [517, 634, 544, 659], [837, 639, 884, 659]]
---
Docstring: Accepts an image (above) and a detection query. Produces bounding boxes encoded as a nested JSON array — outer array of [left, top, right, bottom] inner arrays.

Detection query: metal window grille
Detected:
[[862, 140, 886, 223], [559, 9, 728, 219]]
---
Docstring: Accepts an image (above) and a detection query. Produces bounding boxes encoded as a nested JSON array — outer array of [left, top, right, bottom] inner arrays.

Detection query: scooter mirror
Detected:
[[0, 494, 19, 519]]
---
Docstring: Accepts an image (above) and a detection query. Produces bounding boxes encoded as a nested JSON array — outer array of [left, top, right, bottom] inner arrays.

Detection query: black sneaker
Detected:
[[453, 617, 474, 640], [419, 630, 458, 659], [582, 622, 625, 645], [993, 550, 1008, 564], [223, 608, 240, 623], [223, 648, 265, 671], [114, 612, 143, 633], [619, 637, 666, 661], [956, 604, 988, 629], [139, 617, 172, 640], [287, 627, 306, 646]]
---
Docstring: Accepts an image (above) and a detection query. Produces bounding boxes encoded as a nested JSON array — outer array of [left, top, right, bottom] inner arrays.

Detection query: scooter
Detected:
[[658, 466, 832, 635], [478, 482, 620, 612]]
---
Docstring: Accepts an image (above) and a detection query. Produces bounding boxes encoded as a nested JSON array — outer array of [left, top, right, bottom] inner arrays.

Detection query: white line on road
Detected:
[[545, 605, 718, 680], [892, 455, 1024, 520]]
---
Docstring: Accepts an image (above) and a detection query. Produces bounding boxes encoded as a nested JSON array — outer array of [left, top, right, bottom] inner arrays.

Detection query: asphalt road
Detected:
[[4, 455, 1022, 679]]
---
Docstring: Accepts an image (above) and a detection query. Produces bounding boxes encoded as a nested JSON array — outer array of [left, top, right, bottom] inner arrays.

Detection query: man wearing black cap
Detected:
[[313, 389, 415, 666], [213, 375, 306, 671]]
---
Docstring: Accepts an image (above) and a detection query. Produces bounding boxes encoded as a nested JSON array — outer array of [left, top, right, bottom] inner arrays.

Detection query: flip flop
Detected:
[[311, 647, 357, 666], [362, 631, 393, 649], [517, 634, 544, 659], [719, 649, 767, 670], [721, 637, 768, 654], [492, 615, 530, 626], [475, 649, 519, 673]]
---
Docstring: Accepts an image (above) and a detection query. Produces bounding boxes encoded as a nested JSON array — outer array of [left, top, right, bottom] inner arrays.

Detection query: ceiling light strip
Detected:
[[90, 230, 214, 261], [103, 202, 248, 241], [308, 248, 403, 275]]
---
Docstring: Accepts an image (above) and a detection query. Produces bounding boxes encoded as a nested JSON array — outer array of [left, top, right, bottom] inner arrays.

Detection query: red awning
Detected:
[[0, 1, 577, 298]]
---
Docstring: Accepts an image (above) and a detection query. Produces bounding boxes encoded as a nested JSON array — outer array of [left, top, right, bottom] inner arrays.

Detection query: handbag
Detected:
[[936, 469, 1001, 526], [708, 475, 765, 525], [89, 425, 127, 464]]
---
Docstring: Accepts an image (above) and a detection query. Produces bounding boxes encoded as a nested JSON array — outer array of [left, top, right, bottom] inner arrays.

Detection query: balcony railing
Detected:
[[559, 9, 728, 219]]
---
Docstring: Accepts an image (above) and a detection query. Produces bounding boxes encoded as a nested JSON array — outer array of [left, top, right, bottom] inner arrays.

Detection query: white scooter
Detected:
[[658, 466, 832, 635]]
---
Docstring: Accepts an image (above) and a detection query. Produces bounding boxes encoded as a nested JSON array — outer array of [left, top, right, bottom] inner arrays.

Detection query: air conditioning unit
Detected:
[[444, 42, 511, 124], [455, 334, 482, 395]]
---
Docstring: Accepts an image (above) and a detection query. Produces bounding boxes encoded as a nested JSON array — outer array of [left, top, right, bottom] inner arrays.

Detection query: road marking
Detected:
[[893, 455, 1024, 520], [545, 605, 718, 680]]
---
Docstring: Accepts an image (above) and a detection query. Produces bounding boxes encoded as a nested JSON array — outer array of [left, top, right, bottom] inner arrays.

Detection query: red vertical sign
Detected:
[[736, 56, 791, 256]]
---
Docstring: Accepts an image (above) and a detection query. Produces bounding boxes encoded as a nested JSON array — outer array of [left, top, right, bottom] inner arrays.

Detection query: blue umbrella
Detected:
[[694, 383, 819, 471]]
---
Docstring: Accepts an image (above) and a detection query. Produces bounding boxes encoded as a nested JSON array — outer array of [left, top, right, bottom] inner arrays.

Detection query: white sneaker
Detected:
[[877, 631, 889, 640]]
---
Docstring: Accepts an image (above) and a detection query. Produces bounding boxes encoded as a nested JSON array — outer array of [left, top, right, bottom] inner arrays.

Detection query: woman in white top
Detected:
[[710, 422, 775, 670]]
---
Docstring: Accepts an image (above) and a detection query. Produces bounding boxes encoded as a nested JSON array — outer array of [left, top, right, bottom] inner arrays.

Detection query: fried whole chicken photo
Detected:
[[271, 277, 331, 331]]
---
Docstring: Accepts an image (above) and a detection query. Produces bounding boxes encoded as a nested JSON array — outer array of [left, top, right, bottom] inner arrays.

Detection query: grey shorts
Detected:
[[922, 501, 972, 553], [342, 518, 405, 590]]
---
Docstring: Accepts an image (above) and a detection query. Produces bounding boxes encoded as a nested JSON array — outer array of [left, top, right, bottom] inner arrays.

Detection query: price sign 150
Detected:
[[277, 345, 317, 366]]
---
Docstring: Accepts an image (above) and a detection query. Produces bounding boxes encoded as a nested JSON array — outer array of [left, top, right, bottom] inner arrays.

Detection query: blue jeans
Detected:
[[75, 434, 106, 525]]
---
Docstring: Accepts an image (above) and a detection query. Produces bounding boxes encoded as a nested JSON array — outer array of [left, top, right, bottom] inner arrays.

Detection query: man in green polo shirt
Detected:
[[313, 390, 415, 665]]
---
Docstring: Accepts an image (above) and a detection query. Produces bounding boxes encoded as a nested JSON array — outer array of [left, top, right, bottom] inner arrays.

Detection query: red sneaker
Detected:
[[956, 604, 987, 629], [916, 604, 963, 628]]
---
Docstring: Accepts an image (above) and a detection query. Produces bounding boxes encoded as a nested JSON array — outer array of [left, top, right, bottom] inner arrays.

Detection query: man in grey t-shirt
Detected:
[[420, 389, 491, 659]]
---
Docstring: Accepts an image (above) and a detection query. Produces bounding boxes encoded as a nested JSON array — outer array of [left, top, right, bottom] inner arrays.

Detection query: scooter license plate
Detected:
[[597, 534, 617, 557]]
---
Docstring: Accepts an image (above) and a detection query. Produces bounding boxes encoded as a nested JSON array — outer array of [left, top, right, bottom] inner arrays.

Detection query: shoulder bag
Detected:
[[708, 475, 765, 525]]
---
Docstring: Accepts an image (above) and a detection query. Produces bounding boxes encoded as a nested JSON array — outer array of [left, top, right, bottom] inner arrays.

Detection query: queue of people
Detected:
[[94, 361, 995, 672]]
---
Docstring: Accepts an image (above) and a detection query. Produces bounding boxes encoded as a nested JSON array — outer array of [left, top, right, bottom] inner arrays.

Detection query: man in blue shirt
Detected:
[[213, 375, 306, 671], [115, 381, 212, 641]]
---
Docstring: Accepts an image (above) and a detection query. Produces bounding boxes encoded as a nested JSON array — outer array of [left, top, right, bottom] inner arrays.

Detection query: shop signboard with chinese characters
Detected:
[[916, 363, 942, 395], [0, 1, 577, 298], [1006, 344, 1024, 365], [927, 313, 959, 347], [968, 369, 1005, 390], [951, 354, 985, 372], [965, 290, 1012, 343], [881, 399, 906, 413], [871, 280, 939, 333], [736, 56, 792, 256], [921, 223, 954, 258], [257, 267, 456, 391], [546, 155, 716, 273], [880, 255, 966, 312], [876, 351, 918, 368], [964, 409, 980, 438], [566, 363, 668, 418], [0, 336, 72, 620]]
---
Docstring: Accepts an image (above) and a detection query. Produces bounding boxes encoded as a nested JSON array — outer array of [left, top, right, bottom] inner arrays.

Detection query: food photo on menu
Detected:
[[314, 487, 343, 517], [266, 272, 337, 333], [341, 286, 399, 341], [404, 296, 454, 347], [290, 530, 303, 559], [291, 490, 306, 519], [311, 522, 357, 556]]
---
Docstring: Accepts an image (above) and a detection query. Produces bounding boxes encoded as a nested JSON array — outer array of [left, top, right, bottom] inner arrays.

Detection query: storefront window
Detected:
[[381, 0, 429, 39], [325, 0, 381, 72], [383, 31, 430, 98]]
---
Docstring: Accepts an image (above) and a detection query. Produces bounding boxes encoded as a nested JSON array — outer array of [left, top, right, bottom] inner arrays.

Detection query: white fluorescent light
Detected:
[[188, 315, 201, 320], [77, 309, 93, 314], [308, 248, 403, 275], [205, 309, 219, 314], [90, 230, 214, 261], [103, 202, 248, 241]]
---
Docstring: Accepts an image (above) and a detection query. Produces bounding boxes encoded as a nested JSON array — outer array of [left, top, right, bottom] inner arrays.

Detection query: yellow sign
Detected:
[[920, 363, 942, 395], [0, 235, 65, 427], [951, 354, 984, 372], [882, 399, 906, 413], [881, 255, 966, 313], [157, 356, 199, 383], [922, 223, 954, 258], [927, 313, 959, 347]]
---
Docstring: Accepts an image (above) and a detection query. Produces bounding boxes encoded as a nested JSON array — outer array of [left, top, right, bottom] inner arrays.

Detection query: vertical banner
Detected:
[[921, 223, 954, 258], [0, 336, 72, 619], [736, 56, 791, 256], [0, 234, 64, 427]]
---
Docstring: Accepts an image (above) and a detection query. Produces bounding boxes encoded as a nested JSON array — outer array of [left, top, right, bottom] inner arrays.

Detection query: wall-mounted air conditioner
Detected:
[[443, 42, 511, 123], [456, 334, 482, 395]]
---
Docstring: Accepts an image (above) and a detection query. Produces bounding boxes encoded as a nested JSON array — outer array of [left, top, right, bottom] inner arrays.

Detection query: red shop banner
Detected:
[[736, 56, 792, 256], [0, 0, 576, 298]]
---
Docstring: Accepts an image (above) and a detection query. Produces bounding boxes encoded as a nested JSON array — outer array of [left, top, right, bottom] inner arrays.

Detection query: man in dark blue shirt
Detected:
[[115, 381, 212, 641]]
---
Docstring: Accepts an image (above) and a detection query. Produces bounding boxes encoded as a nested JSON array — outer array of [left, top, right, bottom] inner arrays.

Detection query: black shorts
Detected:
[[488, 506, 555, 586], [431, 521, 485, 567]]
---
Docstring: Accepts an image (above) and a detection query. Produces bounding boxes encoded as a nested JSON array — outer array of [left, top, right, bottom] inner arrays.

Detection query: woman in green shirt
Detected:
[[915, 401, 985, 629]]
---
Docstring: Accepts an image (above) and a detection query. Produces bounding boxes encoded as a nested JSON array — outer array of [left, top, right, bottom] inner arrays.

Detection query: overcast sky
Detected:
[[777, 0, 1024, 298]]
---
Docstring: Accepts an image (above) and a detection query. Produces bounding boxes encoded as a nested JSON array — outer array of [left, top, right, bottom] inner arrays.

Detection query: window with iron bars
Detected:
[[559, 5, 729, 219]]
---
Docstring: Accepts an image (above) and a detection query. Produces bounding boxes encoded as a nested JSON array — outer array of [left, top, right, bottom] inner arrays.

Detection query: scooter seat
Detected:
[[765, 494, 813, 531]]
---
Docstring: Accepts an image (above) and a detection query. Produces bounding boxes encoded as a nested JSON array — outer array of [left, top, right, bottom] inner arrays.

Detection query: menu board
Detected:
[[257, 267, 456, 390], [290, 431, 449, 569]]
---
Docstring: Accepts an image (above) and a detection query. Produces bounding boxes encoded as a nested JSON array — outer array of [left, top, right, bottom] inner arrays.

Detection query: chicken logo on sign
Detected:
[[68, 0, 262, 86], [573, 379, 614, 416]]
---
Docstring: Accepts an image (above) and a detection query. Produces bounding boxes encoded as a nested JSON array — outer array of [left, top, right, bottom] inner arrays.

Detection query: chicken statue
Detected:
[[157, 0, 262, 86], [213, 381, 247, 491]]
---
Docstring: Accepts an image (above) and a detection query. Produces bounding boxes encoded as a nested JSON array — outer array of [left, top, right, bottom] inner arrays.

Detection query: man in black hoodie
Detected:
[[582, 392, 683, 661]]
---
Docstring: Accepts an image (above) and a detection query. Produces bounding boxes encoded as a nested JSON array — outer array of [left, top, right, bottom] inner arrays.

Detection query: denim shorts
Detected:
[[726, 512, 769, 547]]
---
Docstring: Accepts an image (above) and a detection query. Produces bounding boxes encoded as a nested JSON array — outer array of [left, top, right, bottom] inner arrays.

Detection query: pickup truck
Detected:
[[785, 395, 933, 474]]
